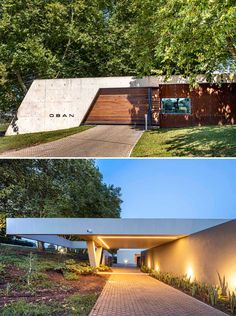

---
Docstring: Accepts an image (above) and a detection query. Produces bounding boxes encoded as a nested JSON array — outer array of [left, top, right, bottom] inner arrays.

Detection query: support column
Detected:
[[87, 240, 97, 267], [96, 246, 103, 267], [87, 241, 103, 267]]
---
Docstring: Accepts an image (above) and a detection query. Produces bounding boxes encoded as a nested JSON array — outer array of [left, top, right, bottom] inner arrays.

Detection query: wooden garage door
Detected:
[[83, 87, 149, 125]]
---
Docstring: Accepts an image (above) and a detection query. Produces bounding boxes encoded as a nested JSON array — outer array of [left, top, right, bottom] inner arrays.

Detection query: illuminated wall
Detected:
[[142, 220, 236, 290]]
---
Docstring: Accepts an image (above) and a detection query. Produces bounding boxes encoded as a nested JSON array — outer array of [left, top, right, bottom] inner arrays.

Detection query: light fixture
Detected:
[[186, 265, 194, 282]]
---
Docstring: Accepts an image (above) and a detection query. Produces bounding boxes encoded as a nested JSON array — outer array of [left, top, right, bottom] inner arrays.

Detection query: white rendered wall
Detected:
[[6, 75, 226, 136]]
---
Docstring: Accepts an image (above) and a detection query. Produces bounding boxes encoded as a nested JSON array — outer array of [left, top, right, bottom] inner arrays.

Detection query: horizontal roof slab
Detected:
[[7, 218, 229, 236]]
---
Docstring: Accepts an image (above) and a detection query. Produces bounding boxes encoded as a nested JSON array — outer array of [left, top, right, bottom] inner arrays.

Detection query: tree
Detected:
[[0, 0, 109, 111], [0, 159, 122, 244], [0, 0, 137, 112], [131, 0, 236, 82]]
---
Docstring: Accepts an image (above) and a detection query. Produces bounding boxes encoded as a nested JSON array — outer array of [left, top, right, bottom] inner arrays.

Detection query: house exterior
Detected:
[[6, 217, 236, 291], [5, 75, 236, 135]]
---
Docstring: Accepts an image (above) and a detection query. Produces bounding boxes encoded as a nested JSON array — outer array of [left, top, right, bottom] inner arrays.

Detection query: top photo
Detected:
[[0, 0, 235, 158]]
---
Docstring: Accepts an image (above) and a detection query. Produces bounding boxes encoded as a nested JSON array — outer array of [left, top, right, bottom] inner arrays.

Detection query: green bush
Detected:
[[96, 264, 111, 272], [140, 265, 152, 273], [64, 259, 77, 265], [63, 271, 80, 281], [0, 255, 28, 269], [0, 262, 6, 273], [68, 293, 98, 316], [0, 300, 62, 316], [149, 269, 236, 314], [64, 261, 96, 276]]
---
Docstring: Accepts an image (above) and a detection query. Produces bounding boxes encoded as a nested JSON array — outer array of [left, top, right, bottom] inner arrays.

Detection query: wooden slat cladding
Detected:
[[84, 88, 149, 125], [83, 84, 236, 128], [159, 83, 236, 128]]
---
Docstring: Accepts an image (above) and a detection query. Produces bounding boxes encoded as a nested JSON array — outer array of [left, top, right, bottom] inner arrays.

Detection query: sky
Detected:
[[96, 159, 236, 219]]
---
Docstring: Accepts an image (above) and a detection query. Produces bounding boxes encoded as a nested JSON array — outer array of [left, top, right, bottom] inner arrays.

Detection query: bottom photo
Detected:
[[0, 159, 235, 316]]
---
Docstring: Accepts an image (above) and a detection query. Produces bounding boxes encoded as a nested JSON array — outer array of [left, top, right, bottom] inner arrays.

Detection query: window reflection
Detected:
[[161, 98, 191, 114]]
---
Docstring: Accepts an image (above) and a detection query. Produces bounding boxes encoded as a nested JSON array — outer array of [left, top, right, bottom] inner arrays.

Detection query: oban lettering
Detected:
[[49, 114, 75, 118]]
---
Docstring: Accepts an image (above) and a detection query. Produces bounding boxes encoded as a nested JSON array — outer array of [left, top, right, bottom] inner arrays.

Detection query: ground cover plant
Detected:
[[131, 125, 236, 157], [141, 265, 236, 315], [0, 244, 109, 315], [0, 125, 93, 154]]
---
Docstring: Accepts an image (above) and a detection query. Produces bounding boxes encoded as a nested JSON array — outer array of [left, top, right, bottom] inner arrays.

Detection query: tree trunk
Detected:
[[15, 70, 27, 94], [227, 38, 236, 61], [37, 241, 45, 251]]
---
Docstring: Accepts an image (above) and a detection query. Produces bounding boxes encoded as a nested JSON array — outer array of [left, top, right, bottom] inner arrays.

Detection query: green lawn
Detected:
[[0, 123, 10, 134], [131, 125, 236, 157], [0, 125, 93, 154]]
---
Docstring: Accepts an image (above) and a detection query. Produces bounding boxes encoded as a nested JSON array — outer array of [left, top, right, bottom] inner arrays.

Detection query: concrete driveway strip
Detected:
[[0, 125, 143, 158], [90, 269, 227, 316]]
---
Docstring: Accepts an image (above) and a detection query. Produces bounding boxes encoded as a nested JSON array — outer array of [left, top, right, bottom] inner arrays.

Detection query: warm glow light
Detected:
[[58, 247, 66, 254], [99, 236, 180, 240], [97, 237, 110, 249], [186, 265, 194, 282], [97, 235, 180, 250], [229, 274, 236, 291], [147, 257, 151, 269], [155, 264, 160, 272]]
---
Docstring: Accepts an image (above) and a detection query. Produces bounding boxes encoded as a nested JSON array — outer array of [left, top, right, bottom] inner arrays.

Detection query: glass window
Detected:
[[161, 98, 191, 114]]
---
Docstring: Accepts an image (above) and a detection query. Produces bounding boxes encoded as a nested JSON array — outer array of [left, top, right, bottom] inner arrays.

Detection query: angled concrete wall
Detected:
[[141, 220, 236, 291], [6, 75, 235, 135]]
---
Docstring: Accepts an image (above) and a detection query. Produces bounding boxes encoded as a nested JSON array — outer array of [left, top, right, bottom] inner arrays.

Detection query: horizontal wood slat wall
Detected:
[[83, 84, 236, 128], [83, 88, 149, 125], [159, 83, 236, 127]]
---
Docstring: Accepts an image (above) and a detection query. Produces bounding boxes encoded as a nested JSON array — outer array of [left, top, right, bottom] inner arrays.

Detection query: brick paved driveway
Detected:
[[90, 267, 226, 316]]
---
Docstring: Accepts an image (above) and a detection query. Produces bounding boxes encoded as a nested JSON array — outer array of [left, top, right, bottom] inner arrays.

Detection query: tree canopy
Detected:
[[132, 0, 236, 83], [0, 159, 122, 236], [0, 0, 235, 111]]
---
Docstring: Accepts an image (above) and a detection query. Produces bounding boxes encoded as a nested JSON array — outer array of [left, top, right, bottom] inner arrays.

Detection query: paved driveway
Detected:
[[91, 267, 226, 316], [0, 125, 143, 158]]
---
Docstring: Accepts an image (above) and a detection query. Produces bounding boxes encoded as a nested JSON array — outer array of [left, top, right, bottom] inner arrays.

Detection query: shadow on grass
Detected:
[[161, 126, 236, 157]]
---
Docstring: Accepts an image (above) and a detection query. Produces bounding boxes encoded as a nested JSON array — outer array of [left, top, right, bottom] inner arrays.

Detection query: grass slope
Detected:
[[0, 244, 106, 316], [0, 125, 93, 154], [131, 125, 236, 157]]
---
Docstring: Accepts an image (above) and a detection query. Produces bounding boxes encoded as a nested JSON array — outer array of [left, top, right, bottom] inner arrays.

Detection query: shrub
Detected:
[[63, 271, 80, 281], [64, 261, 96, 275], [0, 300, 62, 316], [140, 265, 152, 273], [68, 293, 98, 315], [229, 291, 236, 314], [0, 255, 28, 269], [64, 259, 76, 265], [96, 264, 111, 272], [0, 262, 6, 273], [208, 286, 219, 306], [149, 269, 236, 314], [217, 272, 228, 297]]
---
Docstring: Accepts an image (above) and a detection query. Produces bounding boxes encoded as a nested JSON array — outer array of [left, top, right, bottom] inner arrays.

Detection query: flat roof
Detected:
[[7, 218, 230, 249]]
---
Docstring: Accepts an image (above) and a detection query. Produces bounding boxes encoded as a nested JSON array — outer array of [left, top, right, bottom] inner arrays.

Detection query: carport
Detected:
[[6, 218, 228, 267]]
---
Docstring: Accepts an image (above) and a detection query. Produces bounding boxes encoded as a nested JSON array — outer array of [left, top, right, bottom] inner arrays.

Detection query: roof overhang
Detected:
[[6, 218, 230, 249]]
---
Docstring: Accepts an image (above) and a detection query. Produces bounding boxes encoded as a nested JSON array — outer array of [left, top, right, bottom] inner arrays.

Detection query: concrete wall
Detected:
[[142, 220, 236, 291], [7, 75, 235, 135]]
